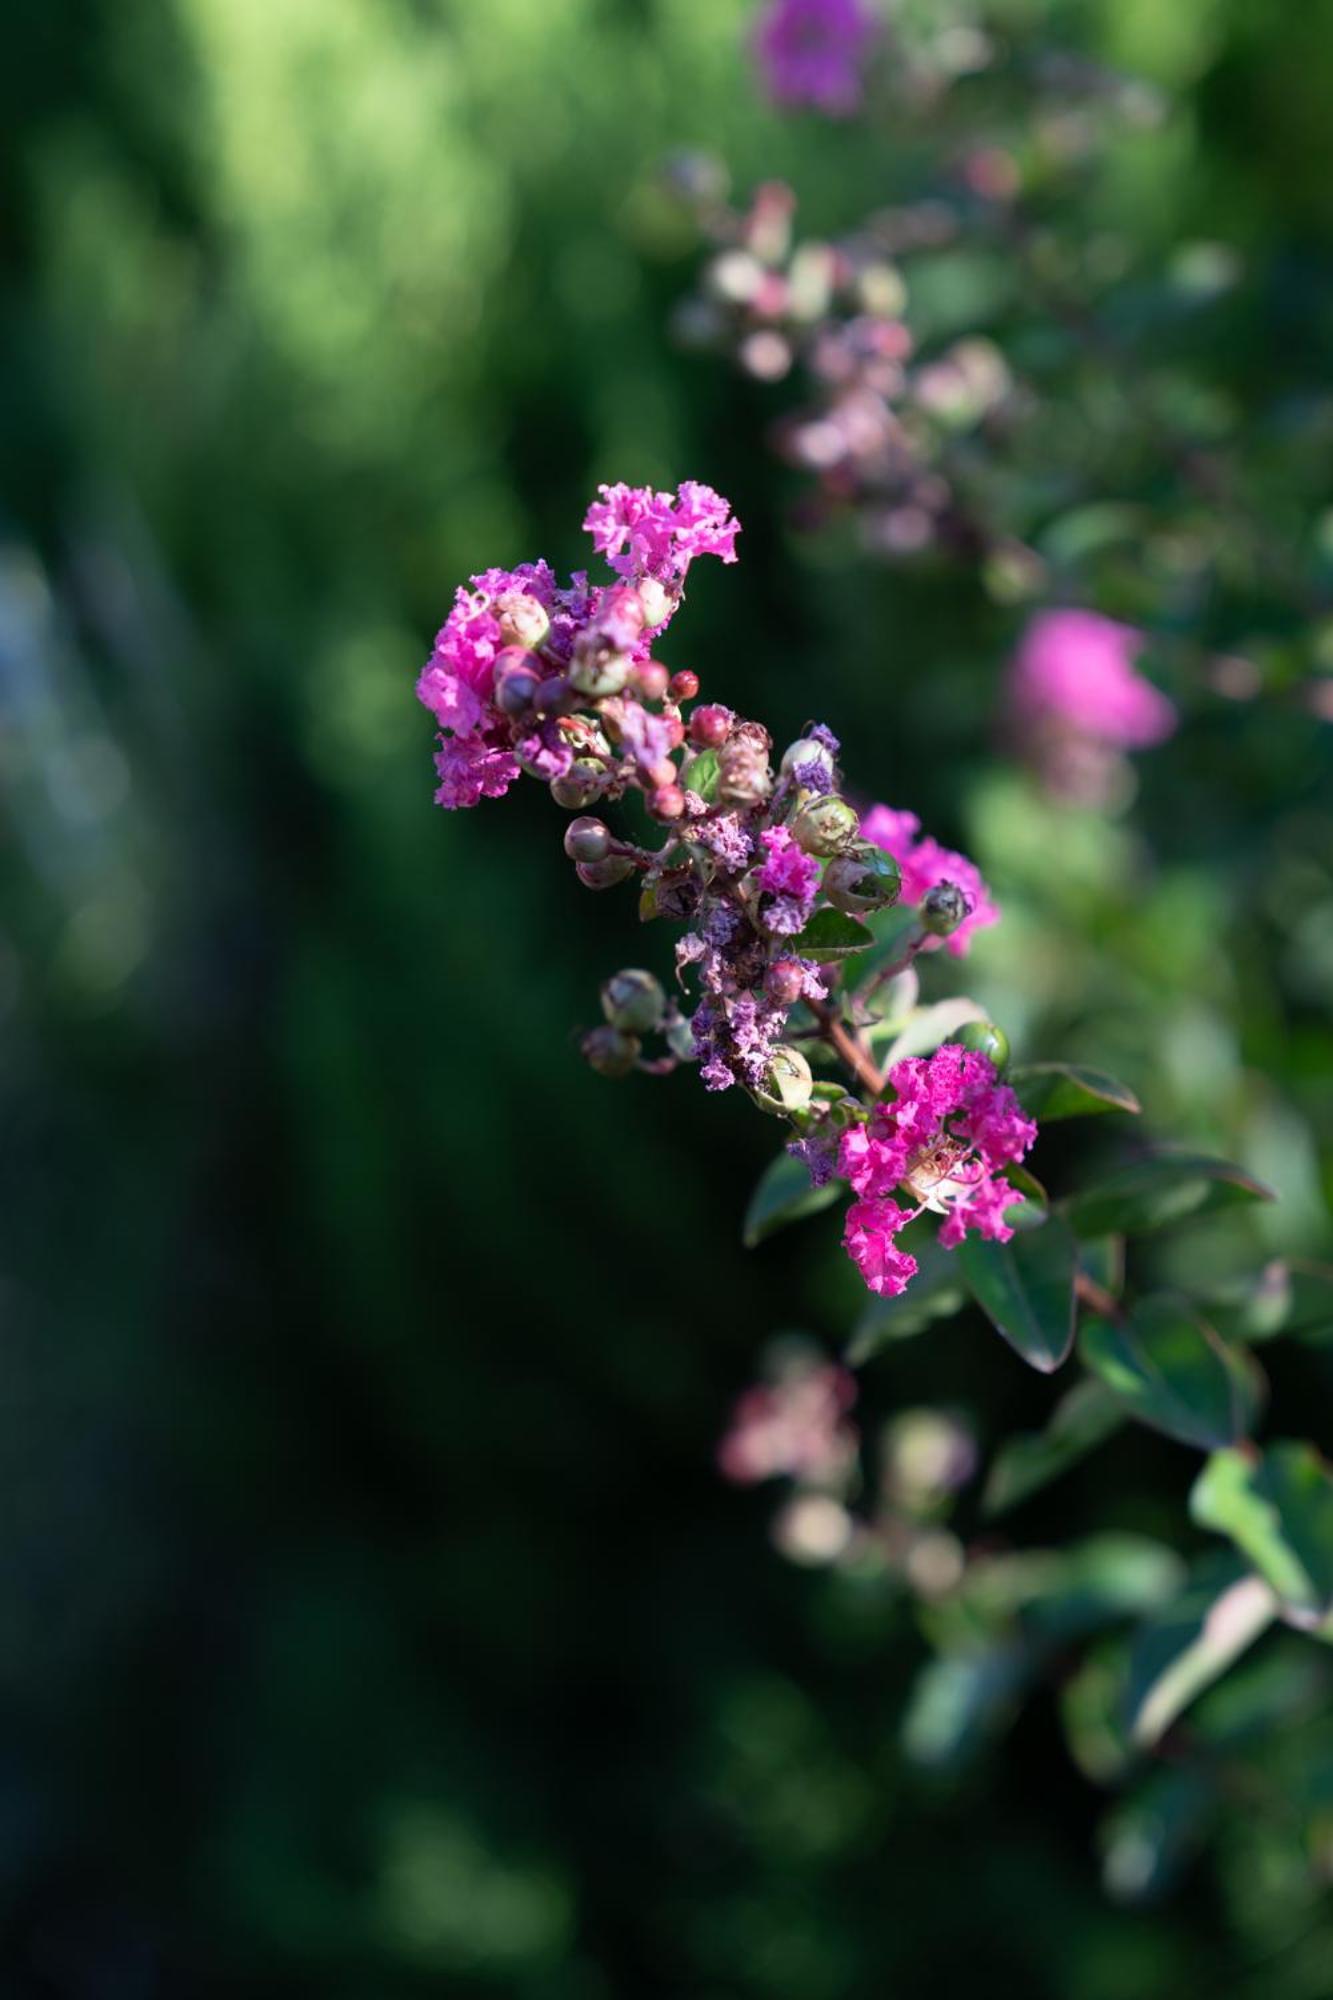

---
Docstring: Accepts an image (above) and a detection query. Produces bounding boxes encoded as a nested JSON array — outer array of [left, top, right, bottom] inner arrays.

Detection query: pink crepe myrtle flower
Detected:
[[754, 824, 820, 935], [582, 481, 740, 602], [417, 488, 738, 811], [718, 1359, 858, 1485], [837, 1045, 1037, 1295], [1010, 610, 1178, 749], [861, 804, 999, 956], [752, 0, 878, 118]]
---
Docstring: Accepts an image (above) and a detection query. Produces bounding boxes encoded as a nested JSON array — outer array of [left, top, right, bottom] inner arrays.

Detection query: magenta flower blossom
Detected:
[[861, 804, 999, 956], [837, 1045, 1037, 1295], [717, 1360, 858, 1485], [417, 488, 738, 811], [752, 0, 877, 118], [1010, 610, 1178, 749], [754, 824, 820, 935], [582, 481, 740, 601]]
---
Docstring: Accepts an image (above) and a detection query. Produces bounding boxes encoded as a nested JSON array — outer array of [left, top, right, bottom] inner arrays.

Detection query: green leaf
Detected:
[[1099, 1768, 1215, 1904], [1190, 1442, 1333, 1625], [1191, 1261, 1292, 1344], [1124, 1560, 1278, 1749], [1010, 1062, 1141, 1120], [901, 1648, 1029, 1772], [789, 908, 876, 961], [982, 1377, 1124, 1517], [1286, 1259, 1333, 1344], [680, 747, 719, 803], [1078, 1235, 1125, 1294], [742, 1149, 842, 1249], [847, 904, 919, 986], [1079, 1296, 1264, 1450], [1064, 1153, 1274, 1237], [957, 1214, 1078, 1373], [845, 1234, 964, 1363], [883, 998, 987, 1066]]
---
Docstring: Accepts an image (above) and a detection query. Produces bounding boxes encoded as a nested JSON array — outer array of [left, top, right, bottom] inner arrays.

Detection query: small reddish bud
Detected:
[[668, 670, 700, 702], [563, 816, 612, 864], [764, 959, 806, 1007], [689, 704, 733, 750], [632, 661, 670, 702], [647, 784, 687, 823]]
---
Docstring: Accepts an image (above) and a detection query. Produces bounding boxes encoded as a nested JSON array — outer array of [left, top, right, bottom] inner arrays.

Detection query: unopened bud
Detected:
[[536, 674, 574, 715], [563, 816, 612, 865], [780, 735, 837, 785], [632, 660, 670, 702], [689, 704, 733, 750], [717, 722, 773, 808], [494, 657, 542, 718], [637, 579, 672, 630], [823, 848, 902, 915], [647, 783, 687, 823], [791, 793, 859, 856], [551, 761, 605, 810], [953, 1020, 1010, 1072], [668, 670, 700, 702], [581, 1025, 640, 1078], [764, 959, 807, 1007], [920, 880, 969, 937], [753, 1045, 814, 1116], [496, 590, 551, 651], [575, 854, 636, 891], [600, 968, 666, 1035], [569, 644, 630, 699], [646, 757, 679, 790]]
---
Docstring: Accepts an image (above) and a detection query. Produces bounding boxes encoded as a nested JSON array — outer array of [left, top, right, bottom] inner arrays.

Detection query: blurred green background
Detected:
[[2, 1, 1332, 1993]]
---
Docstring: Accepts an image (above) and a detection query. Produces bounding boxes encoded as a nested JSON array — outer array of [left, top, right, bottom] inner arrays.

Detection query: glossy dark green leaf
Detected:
[[901, 1647, 1029, 1771], [789, 908, 876, 961], [1190, 1442, 1333, 1625], [1286, 1259, 1333, 1344], [1078, 1235, 1125, 1295], [1065, 1153, 1274, 1238], [1099, 1768, 1215, 1904], [1124, 1558, 1277, 1749], [957, 1214, 1077, 1372], [741, 1149, 843, 1249], [1079, 1296, 1264, 1450], [1011, 1062, 1141, 1121], [982, 1377, 1124, 1517]]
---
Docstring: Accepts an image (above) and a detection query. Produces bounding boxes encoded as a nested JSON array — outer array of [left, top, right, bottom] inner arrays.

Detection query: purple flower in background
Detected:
[[1010, 610, 1178, 750], [753, 0, 878, 118], [861, 804, 999, 957]]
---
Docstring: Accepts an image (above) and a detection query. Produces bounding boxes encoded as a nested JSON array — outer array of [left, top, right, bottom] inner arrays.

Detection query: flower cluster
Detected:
[[839, 1045, 1037, 1294], [420, 483, 1022, 1301], [717, 1351, 858, 1485]]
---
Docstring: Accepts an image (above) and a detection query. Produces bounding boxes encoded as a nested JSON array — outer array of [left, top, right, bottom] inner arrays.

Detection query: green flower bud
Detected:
[[753, 1045, 814, 1116], [952, 1020, 1010, 1072], [563, 817, 612, 865], [575, 855, 635, 891], [550, 761, 605, 810], [920, 880, 968, 937], [600, 968, 666, 1036], [791, 793, 859, 857], [581, 1025, 640, 1078], [823, 848, 902, 915], [568, 646, 630, 699]]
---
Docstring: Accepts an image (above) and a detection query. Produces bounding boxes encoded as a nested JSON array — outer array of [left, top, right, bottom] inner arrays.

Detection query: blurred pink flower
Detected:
[[753, 0, 877, 118], [718, 1360, 858, 1484], [1010, 609, 1177, 749]]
